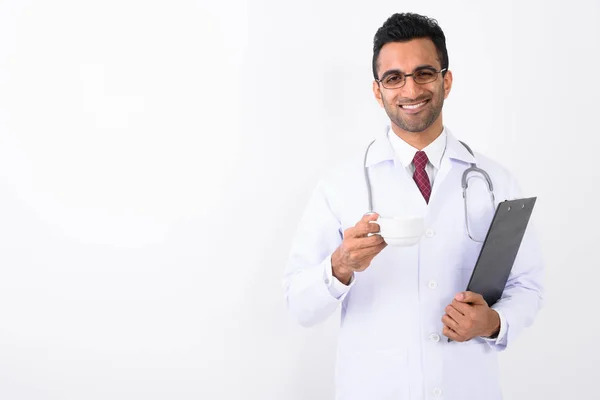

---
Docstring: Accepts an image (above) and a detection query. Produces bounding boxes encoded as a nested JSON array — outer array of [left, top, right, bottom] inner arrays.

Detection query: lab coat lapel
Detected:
[[393, 155, 429, 212], [365, 128, 428, 216], [430, 131, 475, 200], [427, 131, 476, 221], [386, 132, 430, 213]]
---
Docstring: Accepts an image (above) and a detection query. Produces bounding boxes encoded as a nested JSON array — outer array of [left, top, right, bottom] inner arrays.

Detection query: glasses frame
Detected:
[[376, 67, 448, 89]]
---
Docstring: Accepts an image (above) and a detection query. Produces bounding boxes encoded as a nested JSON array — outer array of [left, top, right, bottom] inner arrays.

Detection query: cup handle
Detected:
[[367, 219, 381, 237]]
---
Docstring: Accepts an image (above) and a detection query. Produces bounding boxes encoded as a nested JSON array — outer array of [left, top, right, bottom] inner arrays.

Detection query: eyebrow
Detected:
[[379, 64, 438, 80]]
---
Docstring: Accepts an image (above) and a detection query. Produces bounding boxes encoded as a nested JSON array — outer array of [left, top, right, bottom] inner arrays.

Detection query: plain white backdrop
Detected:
[[0, 0, 598, 399]]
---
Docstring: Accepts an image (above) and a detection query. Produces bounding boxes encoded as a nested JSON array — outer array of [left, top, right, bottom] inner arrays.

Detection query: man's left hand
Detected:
[[442, 291, 500, 342]]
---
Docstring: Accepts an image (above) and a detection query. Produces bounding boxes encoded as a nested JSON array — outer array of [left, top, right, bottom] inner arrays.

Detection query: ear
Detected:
[[373, 80, 384, 108], [442, 70, 453, 99]]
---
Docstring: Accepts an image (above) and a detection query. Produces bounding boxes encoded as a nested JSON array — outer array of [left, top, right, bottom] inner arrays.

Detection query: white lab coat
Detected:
[[283, 127, 544, 400]]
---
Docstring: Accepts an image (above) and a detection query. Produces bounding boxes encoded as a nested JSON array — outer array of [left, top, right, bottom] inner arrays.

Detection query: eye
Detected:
[[384, 74, 403, 84], [413, 69, 439, 84], [415, 70, 435, 78]]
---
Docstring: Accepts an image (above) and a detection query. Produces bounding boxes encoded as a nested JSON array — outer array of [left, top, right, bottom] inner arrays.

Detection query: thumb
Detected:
[[362, 212, 380, 222], [455, 291, 487, 305]]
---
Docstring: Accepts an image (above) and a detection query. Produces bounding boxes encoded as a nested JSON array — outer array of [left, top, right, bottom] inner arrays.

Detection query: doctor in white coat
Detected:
[[283, 13, 543, 400]]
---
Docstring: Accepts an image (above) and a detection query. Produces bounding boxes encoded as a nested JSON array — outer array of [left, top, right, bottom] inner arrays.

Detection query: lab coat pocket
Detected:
[[443, 337, 501, 400], [336, 348, 410, 400]]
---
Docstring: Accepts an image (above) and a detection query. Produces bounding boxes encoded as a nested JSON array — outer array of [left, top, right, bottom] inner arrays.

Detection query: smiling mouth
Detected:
[[399, 100, 429, 110]]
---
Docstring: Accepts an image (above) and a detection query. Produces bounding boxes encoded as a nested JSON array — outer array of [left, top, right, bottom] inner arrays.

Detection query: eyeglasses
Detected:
[[376, 67, 447, 89]]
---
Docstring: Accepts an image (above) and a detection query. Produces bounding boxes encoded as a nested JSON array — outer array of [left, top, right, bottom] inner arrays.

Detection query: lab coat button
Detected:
[[325, 278, 330, 285], [425, 229, 435, 238], [433, 387, 443, 396], [429, 333, 440, 343], [428, 280, 437, 289]]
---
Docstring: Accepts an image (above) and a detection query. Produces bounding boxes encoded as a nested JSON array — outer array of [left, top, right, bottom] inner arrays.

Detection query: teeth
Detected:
[[401, 101, 427, 109]]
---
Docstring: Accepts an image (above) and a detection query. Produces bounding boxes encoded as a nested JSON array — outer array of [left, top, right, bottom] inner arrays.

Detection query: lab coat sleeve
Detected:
[[324, 255, 356, 298], [283, 177, 355, 327], [485, 177, 544, 351], [481, 309, 507, 344]]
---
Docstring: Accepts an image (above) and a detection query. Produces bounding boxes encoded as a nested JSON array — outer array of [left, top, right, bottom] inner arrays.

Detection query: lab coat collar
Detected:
[[445, 129, 476, 164], [364, 126, 396, 168], [365, 126, 476, 168]]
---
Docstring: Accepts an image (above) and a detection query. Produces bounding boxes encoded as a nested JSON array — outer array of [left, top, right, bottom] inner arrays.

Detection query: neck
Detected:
[[390, 117, 443, 150]]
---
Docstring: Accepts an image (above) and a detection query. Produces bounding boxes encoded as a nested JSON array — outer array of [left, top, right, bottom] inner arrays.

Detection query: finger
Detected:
[[344, 223, 376, 240], [356, 233, 386, 249], [352, 242, 387, 262], [356, 221, 382, 237], [454, 291, 487, 305], [444, 305, 466, 324], [442, 314, 460, 331], [443, 324, 462, 342], [343, 225, 371, 240], [451, 299, 472, 316], [365, 241, 387, 257], [350, 242, 389, 269], [355, 213, 381, 236], [343, 234, 383, 254], [360, 212, 380, 223], [366, 221, 382, 235]]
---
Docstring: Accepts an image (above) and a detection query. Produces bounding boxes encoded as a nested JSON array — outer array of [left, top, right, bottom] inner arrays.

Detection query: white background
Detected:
[[0, 0, 598, 399]]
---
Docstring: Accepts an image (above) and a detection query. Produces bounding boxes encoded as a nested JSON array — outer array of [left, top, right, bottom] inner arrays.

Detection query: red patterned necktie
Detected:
[[413, 151, 431, 203]]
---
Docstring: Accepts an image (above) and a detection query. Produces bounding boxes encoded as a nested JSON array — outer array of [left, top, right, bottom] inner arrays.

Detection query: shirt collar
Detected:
[[364, 126, 476, 167], [387, 127, 447, 170]]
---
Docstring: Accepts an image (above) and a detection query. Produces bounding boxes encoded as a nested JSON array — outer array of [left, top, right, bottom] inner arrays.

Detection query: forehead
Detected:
[[377, 38, 440, 75]]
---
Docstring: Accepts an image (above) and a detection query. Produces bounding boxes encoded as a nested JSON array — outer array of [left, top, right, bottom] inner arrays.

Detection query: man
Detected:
[[283, 13, 543, 400]]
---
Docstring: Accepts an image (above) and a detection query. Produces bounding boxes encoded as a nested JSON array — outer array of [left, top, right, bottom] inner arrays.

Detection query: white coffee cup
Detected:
[[369, 216, 425, 246]]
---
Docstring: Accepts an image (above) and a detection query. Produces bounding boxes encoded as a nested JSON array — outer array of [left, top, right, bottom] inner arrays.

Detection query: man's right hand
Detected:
[[331, 213, 387, 284]]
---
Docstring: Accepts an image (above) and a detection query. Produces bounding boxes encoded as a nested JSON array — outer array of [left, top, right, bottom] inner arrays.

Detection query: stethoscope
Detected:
[[363, 138, 495, 242]]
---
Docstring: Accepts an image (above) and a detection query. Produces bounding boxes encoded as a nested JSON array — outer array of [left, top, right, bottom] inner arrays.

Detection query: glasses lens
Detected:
[[413, 69, 438, 84], [382, 74, 404, 89]]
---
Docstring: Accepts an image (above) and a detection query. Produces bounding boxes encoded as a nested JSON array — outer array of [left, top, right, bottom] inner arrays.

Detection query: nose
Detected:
[[402, 75, 419, 99]]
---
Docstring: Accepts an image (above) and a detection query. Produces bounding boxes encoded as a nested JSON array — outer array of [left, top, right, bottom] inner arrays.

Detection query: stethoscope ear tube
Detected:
[[364, 139, 377, 213]]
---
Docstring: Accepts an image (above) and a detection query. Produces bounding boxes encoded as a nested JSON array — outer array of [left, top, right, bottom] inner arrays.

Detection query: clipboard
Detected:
[[465, 197, 537, 307], [447, 197, 536, 343]]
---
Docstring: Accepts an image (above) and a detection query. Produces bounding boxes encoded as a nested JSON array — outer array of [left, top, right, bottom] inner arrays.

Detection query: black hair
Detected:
[[372, 13, 449, 80]]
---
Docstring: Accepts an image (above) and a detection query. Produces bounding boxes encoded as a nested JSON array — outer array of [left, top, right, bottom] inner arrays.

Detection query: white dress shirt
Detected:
[[387, 127, 447, 187]]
